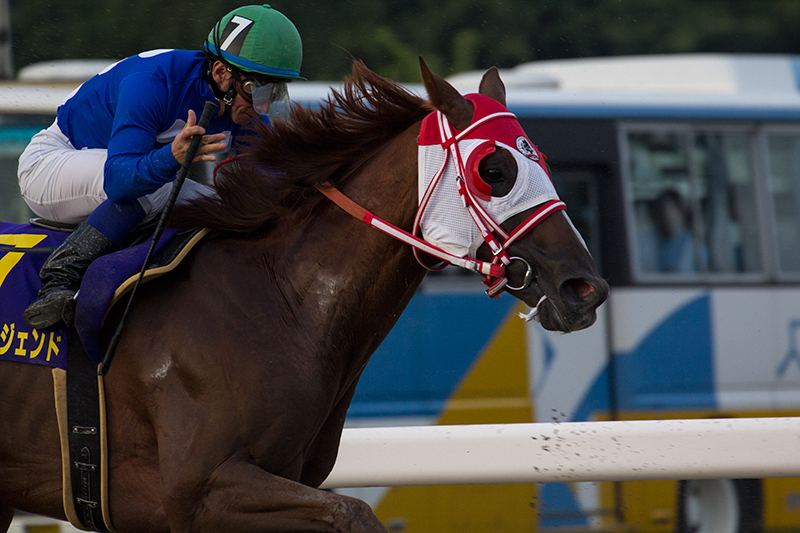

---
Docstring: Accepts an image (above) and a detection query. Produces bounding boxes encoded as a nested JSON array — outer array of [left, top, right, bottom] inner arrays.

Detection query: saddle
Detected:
[[6, 219, 211, 362]]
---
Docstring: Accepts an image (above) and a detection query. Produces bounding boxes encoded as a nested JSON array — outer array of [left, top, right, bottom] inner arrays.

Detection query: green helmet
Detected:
[[204, 4, 303, 80]]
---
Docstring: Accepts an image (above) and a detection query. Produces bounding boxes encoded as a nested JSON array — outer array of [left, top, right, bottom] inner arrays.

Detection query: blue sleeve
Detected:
[[103, 72, 182, 203]]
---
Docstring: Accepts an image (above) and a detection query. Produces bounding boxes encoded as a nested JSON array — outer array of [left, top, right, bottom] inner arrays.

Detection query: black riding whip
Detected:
[[98, 100, 218, 375]]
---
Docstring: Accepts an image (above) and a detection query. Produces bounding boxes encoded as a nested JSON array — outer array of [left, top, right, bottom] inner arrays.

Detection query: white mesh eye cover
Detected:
[[417, 139, 560, 258]]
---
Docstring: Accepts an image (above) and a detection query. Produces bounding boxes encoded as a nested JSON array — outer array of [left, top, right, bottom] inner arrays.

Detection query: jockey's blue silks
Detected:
[[86, 199, 145, 247]]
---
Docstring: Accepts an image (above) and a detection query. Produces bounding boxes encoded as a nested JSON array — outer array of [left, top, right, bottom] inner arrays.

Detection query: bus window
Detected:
[[694, 132, 761, 274], [766, 133, 800, 273], [628, 131, 699, 274], [626, 128, 760, 277]]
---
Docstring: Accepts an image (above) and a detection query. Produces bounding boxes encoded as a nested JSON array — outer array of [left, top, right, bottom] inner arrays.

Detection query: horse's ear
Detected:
[[479, 67, 506, 107], [419, 56, 473, 131]]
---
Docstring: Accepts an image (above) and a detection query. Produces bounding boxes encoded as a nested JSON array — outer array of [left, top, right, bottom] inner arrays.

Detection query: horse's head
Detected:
[[417, 58, 608, 332]]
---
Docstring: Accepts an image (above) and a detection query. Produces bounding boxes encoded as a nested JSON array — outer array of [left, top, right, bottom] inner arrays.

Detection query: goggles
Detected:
[[235, 73, 289, 115]]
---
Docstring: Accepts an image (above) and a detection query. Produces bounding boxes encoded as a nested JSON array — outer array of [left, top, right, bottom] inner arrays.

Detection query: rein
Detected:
[[317, 108, 566, 299], [316, 183, 505, 279]]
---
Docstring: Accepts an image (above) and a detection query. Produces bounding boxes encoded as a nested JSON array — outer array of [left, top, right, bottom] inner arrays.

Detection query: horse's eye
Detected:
[[484, 168, 503, 183]]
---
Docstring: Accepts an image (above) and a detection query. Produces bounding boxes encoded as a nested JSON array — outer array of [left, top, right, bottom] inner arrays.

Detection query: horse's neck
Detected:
[[266, 125, 425, 371]]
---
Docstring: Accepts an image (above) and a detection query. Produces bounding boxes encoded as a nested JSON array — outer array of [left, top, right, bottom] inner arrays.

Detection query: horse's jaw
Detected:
[[493, 211, 610, 334]]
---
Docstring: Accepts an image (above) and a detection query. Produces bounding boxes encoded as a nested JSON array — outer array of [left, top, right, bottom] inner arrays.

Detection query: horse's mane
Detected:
[[171, 60, 431, 232]]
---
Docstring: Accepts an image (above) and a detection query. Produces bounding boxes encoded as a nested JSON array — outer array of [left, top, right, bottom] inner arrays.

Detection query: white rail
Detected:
[[320, 418, 800, 488]]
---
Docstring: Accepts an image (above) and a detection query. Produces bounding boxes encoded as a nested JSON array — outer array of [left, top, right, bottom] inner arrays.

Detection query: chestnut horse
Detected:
[[0, 59, 607, 532]]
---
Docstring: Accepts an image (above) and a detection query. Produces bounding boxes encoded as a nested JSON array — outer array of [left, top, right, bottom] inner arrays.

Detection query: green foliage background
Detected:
[[10, 0, 800, 82]]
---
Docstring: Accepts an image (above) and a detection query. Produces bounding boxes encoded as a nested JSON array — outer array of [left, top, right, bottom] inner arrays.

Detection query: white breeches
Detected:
[[18, 121, 213, 224]]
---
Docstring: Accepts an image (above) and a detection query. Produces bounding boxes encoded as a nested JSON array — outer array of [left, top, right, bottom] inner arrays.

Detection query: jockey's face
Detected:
[[226, 89, 259, 126], [210, 61, 260, 126]]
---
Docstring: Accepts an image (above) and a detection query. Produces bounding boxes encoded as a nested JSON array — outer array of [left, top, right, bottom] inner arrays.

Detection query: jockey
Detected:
[[18, 4, 303, 329]]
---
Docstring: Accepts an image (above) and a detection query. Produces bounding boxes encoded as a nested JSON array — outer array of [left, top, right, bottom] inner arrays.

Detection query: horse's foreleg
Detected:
[[162, 458, 386, 533]]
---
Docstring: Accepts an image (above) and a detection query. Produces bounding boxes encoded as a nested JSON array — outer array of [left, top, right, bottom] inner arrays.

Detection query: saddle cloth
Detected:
[[0, 221, 209, 367]]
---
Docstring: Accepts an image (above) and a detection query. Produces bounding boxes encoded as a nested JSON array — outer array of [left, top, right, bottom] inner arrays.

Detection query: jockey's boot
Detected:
[[23, 222, 115, 329]]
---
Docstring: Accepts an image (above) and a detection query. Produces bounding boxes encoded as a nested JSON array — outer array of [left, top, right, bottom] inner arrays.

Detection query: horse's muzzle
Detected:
[[513, 273, 608, 333]]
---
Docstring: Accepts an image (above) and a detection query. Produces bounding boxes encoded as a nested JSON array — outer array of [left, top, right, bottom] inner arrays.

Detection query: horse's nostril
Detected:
[[564, 278, 595, 301]]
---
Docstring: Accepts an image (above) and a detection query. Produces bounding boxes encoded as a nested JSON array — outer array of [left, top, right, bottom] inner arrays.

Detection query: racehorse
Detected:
[[0, 59, 608, 532]]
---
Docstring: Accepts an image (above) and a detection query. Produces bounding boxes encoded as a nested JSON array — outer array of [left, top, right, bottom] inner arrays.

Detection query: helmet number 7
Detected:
[[221, 16, 254, 52]]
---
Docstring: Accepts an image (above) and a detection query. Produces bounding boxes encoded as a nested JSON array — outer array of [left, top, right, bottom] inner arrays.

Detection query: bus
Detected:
[[3, 53, 800, 533]]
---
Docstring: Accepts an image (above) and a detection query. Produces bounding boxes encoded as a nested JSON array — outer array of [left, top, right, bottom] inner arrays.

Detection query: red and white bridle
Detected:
[[317, 102, 566, 299]]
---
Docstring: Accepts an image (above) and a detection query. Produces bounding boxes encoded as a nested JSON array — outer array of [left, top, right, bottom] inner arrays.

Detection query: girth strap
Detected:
[[66, 328, 113, 532]]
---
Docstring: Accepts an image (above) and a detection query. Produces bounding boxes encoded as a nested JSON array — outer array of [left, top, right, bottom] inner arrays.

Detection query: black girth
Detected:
[[67, 327, 110, 532]]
